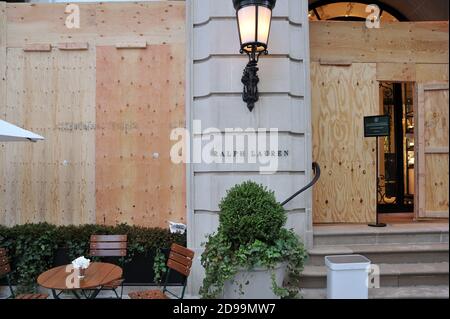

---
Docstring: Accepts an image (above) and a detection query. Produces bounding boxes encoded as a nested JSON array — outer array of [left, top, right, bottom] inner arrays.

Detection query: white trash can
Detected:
[[325, 255, 371, 299]]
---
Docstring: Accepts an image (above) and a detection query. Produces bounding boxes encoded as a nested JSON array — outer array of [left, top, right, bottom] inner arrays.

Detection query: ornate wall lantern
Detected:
[[233, 0, 277, 112]]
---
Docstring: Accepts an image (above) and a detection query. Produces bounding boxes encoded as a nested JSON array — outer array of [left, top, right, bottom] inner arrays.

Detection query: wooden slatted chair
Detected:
[[128, 243, 194, 300], [89, 235, 127, 299], [0, 248, 49, 299]]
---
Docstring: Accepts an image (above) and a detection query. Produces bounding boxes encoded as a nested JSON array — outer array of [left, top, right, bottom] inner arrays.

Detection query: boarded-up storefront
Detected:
[[311, 21, 449, 223], [0, 2, 186, 227]]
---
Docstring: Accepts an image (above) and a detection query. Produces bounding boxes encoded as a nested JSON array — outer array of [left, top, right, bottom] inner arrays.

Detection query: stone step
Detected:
[[313, 223, 449, 246], [307, 243, 449, 266], [301, 286, 450, 299], [299, 262, 449, 289]]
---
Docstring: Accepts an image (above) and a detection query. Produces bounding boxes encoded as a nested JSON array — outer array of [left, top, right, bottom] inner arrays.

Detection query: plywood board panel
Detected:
[[95, 45, 185, 228], [312, 162, 375, 224], [1, 48, 95, 226], [376, 63, 416, 82], [425, 154, 449, 214], [310, 21, 449, 64], [57, 42, 89, 50], [95, 1, 185, 46], [424, 87, 449, 149], [6, 3, 97, 48], [23, 43, 52, 52], [416, 83, 449, 219], [416, 64, 449, 83], [312, 62, 377, 223], [6, 2, 185, 48]]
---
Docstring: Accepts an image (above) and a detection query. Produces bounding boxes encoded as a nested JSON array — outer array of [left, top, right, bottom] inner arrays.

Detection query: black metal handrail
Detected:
[[281, 162, 321, 207]]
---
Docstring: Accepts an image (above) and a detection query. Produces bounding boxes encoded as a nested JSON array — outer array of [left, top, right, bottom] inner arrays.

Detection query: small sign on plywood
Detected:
[[364, 115, 390, 137]]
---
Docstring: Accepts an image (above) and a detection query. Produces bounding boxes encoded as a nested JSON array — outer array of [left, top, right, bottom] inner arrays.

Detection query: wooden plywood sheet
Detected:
[[95, 45, 185, 228], [424, 87, 449, 149], [416, 64, 449, 83], [6, 3, 97, 48], [416, 83, 449, 219], [312, 62, 378, 223], [1, 48, 95, 226], [425, 154, 449, 214], [310, 21, 449, 64], [376, 63, 416, 82], [6, 2, 185, 48], [95, 1, 185, 46]]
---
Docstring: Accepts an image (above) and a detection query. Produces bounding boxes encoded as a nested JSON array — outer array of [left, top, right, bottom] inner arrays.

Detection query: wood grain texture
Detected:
[[95, 45, 185, 228], [37, 262, 122, 290], [310, 21, 449, 64], [425, 154, 449, 214], [416, 83, 449, 219], [376, 63, 416, 82], [6, 3, 97, 48], [1, 2, 186, 227], [167, 259, 190, 276], [415, 84, 425, 219], [6, 2, 184, 48], [312, 62, 378, 224], [95, 1, 185, 46], [424, 86, 449, 149], [23, 43, 52, 52], [57, 42, 89, 50], [319, 60, 352, 66], [1, 48, 95, 226], [416, 64, 449, 83], [115, 42, 147, 49]]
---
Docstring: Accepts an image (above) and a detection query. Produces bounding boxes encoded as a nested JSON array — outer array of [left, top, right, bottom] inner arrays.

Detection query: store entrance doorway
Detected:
[[378, 82, 415, 213]]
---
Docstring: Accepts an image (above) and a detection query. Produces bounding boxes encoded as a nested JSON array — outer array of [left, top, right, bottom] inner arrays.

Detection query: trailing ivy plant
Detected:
[[0, 223, 59, 293], [153, 249, 168, 284], [199, 181, 308, 299]]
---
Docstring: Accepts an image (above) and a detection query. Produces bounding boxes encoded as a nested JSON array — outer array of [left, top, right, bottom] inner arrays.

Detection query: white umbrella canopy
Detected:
[[0, 119, 44, 142]]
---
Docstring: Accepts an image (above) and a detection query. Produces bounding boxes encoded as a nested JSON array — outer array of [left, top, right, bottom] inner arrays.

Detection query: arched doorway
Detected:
[[308, 1, 404, 22]]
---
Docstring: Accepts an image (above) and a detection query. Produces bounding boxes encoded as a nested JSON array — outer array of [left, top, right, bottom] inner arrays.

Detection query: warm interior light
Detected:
[[238, 5, 272, 53], [308, 2, 399, 22]]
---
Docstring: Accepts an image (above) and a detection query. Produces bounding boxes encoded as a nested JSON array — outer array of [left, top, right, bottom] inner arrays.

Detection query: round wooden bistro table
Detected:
[[37, 262, 122, 299]]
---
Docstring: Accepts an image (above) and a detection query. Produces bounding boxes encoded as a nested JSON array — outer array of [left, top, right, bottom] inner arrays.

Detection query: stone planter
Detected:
[[223, 263, 286, 299]]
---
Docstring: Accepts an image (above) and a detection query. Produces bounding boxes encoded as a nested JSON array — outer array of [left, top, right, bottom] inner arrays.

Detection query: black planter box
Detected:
[[53, 247, 72, 267], [52, 248, 183, 285]]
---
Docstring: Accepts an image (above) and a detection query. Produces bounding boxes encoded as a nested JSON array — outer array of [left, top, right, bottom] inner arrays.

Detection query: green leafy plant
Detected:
[[153, 249, 168, 284], [199, 181, 308, 299], [0, 223, 59, 293], [0, 223, 186, 293]]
